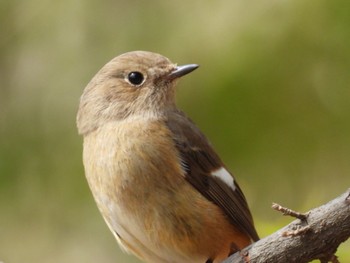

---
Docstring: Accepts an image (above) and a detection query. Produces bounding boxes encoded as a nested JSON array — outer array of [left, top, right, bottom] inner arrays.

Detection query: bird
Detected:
[[77, 51, 259, 263]]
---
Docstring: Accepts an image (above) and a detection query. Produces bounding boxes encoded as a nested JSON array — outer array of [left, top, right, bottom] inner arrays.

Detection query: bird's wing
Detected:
[[165, 110, 259, 242]]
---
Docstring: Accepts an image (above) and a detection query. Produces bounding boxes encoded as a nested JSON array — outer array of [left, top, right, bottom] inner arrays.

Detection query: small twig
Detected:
[[224, 191, 350, 263], [330, 254, 340, 263], [282, 225, 311, 237], [272, 202, 308, 220], [319, 253, 340, 263], [345, 190, 350, 203], [239, 250, 250, 263]]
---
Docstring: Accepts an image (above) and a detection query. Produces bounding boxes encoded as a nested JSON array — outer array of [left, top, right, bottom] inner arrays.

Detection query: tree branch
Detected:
[[223, 189, 350, 263]]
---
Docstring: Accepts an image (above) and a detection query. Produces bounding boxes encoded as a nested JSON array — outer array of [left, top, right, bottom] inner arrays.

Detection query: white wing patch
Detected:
[[211, 167, 236, 191]]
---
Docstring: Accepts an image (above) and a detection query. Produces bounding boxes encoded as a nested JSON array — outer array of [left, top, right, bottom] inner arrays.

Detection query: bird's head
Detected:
[[77, 51, 198, 135]]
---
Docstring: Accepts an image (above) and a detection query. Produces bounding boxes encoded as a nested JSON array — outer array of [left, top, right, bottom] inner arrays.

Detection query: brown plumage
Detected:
[[77, 51, 259, 263]]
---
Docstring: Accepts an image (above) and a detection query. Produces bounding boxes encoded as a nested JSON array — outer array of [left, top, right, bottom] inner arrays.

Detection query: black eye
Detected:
[[127, 71, 144, 86]]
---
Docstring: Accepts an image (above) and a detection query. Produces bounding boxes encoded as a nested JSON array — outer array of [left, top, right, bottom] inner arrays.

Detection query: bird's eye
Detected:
[[127, 71, 145, 86]]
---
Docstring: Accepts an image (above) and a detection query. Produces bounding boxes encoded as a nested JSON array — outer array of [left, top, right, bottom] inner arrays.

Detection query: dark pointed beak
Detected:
[[168, 64, 199, 80]]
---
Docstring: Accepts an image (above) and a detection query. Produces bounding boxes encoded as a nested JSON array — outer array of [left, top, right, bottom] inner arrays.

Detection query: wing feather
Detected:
[[165, 110, 259, 241]]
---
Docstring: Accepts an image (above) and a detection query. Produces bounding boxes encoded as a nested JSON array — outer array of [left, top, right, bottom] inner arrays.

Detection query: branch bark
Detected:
[[223, 189, 350, 263]]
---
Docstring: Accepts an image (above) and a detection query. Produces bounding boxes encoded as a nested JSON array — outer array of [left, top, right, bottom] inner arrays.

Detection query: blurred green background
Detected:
[[1, 0, 349, 262]]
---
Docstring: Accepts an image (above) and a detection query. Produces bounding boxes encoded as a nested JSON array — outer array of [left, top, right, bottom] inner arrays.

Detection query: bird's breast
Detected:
[[82, 119, 197, 258], [81, 119, 245, 263], [83, 118, 185, 213]]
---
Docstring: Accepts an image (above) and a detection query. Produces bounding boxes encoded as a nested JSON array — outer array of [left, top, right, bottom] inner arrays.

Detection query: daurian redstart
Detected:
[[77, 51, 259, 263]]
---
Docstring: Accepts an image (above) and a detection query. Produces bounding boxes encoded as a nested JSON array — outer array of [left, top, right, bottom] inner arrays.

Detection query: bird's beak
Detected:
[[168, 64, 199, 80]]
